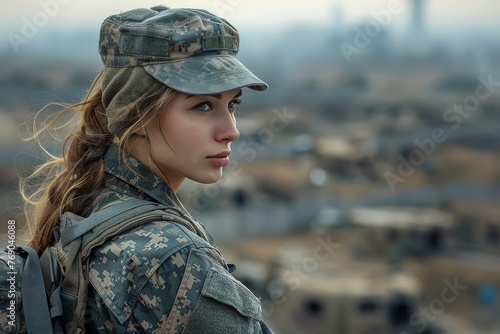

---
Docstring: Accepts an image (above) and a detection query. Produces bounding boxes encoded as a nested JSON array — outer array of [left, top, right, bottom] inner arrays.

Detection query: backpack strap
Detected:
[[18, 245, 55, 334], [40, 247, 65, 333], [61, 198, 164, 248]]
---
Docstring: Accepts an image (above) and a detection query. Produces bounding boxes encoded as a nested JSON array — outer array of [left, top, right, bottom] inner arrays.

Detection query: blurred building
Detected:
[[272, 269, 422, 334], [452, 202, 500, 253], [349, 206, 454, 258]]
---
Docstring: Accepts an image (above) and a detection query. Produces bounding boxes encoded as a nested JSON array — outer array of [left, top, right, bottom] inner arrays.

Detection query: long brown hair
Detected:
[[21, 69, 177, 254]]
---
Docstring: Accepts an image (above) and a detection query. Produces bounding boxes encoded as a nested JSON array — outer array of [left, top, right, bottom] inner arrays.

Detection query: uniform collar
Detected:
[[102, 145, 219, 247], [103, 144, 178, 208]]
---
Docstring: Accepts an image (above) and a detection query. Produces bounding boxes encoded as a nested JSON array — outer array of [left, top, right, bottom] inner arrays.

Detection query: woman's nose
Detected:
[[215, 112, 240, 143]]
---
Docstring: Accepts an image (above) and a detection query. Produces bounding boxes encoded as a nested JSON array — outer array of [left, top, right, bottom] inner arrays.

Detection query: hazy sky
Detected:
[[2, 0, 499, 30]]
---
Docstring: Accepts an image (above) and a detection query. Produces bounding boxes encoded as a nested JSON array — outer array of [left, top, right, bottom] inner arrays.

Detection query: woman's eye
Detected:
[[228, 99, 242, 112], [191, 98, 242, 113], [193, 101, 212, 112]]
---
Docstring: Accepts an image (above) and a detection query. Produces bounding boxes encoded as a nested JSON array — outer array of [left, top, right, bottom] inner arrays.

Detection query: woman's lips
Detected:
[[207, 151, 231, 167], [208, 156, 229, 167]]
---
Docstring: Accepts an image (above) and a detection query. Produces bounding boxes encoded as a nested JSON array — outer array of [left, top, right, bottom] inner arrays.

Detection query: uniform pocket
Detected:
[[202, 268, 262, 320], [181, 266, 263, 334]]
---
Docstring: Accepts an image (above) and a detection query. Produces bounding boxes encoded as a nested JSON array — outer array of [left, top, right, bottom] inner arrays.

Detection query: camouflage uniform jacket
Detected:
[[84, 145, 273, 333]]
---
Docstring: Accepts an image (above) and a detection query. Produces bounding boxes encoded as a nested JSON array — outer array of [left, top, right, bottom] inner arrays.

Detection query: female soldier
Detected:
[[21, 5, 272, 333]]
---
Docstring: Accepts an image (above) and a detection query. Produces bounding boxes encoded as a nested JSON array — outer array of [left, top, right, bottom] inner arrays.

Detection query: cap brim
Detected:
[[143, 55, 268, 95]]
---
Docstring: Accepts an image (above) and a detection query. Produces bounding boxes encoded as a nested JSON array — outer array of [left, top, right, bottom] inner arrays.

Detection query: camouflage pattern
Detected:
[[98, 5, 268, 95], [84, 145, 274, 333]]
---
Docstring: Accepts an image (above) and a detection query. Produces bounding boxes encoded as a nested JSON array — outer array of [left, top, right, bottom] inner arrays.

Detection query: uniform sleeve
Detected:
[[134, 246, 272, 334], [86, 221, 273, 334]]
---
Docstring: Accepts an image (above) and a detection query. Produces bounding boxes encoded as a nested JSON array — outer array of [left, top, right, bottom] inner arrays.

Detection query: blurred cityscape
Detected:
[[1, 1, 499, 333]]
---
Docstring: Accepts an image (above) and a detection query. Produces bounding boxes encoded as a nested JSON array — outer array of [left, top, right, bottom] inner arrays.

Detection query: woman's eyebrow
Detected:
[[186, 90, 242, 100]]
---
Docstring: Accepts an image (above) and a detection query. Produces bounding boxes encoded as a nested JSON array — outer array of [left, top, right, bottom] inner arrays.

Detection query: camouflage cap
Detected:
[[98, 5, 268, 95]]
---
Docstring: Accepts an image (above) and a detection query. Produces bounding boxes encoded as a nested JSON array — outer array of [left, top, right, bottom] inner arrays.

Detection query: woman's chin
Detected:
[[191, 170, 223, 184]]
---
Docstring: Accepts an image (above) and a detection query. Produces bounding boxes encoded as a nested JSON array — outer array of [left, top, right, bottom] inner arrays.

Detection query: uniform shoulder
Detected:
[[87, 219, 225, 326], [95, 219, 213, 271]]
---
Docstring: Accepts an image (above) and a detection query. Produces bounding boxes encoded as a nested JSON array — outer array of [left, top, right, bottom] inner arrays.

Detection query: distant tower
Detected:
[[411, 0, 425, 35]]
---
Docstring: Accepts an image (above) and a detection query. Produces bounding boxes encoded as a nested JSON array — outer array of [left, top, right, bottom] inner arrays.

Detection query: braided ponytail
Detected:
[[22, 71, 111, 253]]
